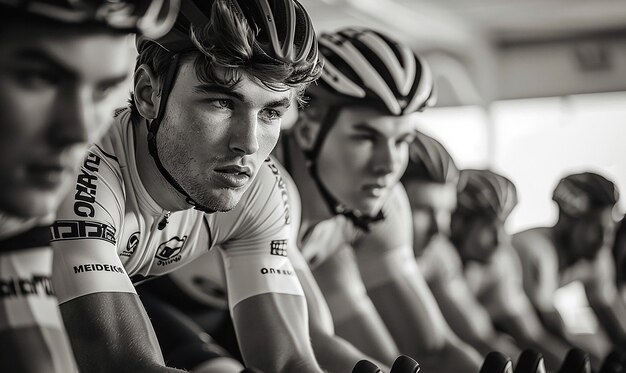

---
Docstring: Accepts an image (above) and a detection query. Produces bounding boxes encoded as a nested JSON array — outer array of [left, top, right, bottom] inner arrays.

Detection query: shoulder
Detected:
[[51, 117, 130, 244], [512, 227, 554, 257], [238, 157, 291, 224], [213, 157, 292, 247]]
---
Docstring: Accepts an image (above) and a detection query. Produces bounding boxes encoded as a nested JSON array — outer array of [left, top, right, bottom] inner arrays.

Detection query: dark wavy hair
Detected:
[[129, 0, 322, 120]]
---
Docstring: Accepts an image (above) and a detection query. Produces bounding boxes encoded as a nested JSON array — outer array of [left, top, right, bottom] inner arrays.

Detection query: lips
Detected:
[[213, 165, 253, 188], [362, 182, 388, 197]]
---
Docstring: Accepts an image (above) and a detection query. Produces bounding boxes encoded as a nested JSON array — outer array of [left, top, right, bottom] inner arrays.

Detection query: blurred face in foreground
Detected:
[[0, 19, 132, 217]]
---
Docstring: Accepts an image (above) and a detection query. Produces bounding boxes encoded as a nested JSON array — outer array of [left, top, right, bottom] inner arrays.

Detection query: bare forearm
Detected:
[[416, 338, 483, 373], [311, 326, 391, 373], [60, 293, 184, 373], [334, 310, 399, 366], [590, 298, 626, 346]]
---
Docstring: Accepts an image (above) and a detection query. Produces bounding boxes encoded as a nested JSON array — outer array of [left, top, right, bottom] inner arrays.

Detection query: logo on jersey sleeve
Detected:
[[50, 220, 116, 244], [270, 239, 288, 257], [156, 236, 187, 266], [122, 232, 140, 258], [266, 159, 291, 225], [73, 152, 102, 218]]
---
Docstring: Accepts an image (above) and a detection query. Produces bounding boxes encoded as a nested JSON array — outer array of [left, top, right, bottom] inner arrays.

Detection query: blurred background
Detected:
[[300, 0, 626, 233]]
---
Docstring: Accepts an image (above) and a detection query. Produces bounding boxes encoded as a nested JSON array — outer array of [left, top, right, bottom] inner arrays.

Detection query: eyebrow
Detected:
[[193, 83, 292, 109], [14, 49, 129, 84]]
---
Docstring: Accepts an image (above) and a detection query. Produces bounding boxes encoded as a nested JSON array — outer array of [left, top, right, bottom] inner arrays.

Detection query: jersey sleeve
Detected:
[[51, 141, 136, 304], [217, 158, 304, 310]]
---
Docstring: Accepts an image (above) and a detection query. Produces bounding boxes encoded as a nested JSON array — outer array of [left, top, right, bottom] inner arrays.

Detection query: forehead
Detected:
[[177, 60, 294, 102], [333, 106, 417, 135], [0, 24, 132, 81]]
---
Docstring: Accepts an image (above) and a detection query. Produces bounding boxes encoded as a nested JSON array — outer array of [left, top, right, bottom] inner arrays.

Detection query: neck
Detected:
[[134, 117, 191, 213], [279, 132, 335, 242]]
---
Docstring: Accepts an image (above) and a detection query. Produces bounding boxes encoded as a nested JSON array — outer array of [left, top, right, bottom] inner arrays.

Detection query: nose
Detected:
[[372, 140, 396, 176], [50, 86, 95, 149], [230, 113, 259, 155]]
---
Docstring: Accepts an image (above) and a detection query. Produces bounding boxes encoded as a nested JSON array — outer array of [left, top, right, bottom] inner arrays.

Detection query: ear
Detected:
[[133, 64, 161, 120], [293, 106, 323, 151]]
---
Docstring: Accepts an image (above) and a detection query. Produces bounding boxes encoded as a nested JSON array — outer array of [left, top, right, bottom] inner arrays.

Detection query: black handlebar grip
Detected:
[[353, 359, 383, 373], [390, 355, 420, 373], [481, 351, 513, 373], [515, 349, 545, 373], [557, 348, 591, 373], [599, 350, 626, 373]]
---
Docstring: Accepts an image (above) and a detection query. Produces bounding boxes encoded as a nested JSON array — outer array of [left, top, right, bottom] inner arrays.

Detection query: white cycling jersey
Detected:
[[51, 108, 303, 310]]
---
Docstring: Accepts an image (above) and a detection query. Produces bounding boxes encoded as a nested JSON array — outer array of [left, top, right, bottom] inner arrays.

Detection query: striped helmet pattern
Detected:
[[552, 172, 619, 217], [457, 169, 518, 221], [403, 131, 459, 184], [309, 28, 436, 115]]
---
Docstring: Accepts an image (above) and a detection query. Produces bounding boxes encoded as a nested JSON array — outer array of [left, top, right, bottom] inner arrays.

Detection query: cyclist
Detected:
[[50, 1, 324, 372], [450, 169, 570, 369], [513, 172, 626, 360], [154, 27, 482, 373], [400, 137, 522, 360], [284, 28, 483, 372], [0, 0, 177, 371]]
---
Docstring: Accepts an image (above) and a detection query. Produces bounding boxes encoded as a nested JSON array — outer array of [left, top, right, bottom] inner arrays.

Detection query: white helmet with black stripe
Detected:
[[300, 28, 436, 231], [308, 28, 436, 116]]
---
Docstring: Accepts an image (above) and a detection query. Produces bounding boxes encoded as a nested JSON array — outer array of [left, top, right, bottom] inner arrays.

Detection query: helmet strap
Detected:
[[146, 53, 216, 214], [303, 106, 384, 232]]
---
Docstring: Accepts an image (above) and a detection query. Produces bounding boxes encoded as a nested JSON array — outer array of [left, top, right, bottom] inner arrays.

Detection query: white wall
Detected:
[[416, 92, 626, 233]]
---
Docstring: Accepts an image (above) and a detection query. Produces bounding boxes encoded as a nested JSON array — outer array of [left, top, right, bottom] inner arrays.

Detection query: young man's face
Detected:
[[459, 216, 505, 263], [404, 181, 457, 255], [568, 207, 616, 261], [156, 61, 292, 212], [0, 21, 132, 218], [316, 106, 416, 216]]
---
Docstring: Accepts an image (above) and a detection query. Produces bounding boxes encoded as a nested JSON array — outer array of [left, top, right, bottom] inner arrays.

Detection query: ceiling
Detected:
[[299, 0, 626, 104], [301, 0, 626, 46]]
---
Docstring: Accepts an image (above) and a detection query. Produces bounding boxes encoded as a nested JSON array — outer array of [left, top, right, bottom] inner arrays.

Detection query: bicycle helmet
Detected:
[[553, 172, 619, 217], [1, 0, 179, 38], [302, 28, 435, 230], [456, 169, 518, 221], [402, 131, 458, 184]]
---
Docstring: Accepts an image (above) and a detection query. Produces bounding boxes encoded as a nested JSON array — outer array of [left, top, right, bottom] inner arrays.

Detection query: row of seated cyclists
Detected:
[[1, 0, 625, 372]]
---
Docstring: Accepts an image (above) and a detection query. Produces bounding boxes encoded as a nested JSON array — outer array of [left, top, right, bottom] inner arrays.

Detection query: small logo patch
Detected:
[[156, 236, 187, 266], [122, 232, 140, 257], [270, 239, 287, 257]]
